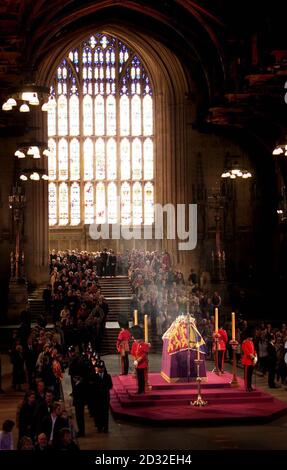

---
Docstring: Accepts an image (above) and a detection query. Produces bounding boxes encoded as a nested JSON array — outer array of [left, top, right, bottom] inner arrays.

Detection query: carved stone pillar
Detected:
[[21, 106, 49, 285], [156, 88, 199, 277]]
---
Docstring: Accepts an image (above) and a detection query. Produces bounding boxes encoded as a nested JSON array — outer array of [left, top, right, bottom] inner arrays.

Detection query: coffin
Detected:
[[161, 315, 206, 382]]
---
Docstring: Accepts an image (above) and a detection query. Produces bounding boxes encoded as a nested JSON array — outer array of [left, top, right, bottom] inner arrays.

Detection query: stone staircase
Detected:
[[26, 276, 162, 354], [99, 276, 132, 354], [28, 285, 46, 322]]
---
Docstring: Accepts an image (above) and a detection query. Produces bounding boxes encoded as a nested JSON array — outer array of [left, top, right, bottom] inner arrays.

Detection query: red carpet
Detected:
[[110, 372, 287, 425]]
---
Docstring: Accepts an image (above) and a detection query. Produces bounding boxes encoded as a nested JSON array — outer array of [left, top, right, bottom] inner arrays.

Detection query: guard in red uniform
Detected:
[[131, 338, 150, 394], [213, 327, 228, 373], [116, 327, 131, 375], [242, 329, 257, 391]]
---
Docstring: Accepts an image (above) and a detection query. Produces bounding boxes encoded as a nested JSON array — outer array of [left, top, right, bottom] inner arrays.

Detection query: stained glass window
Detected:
[[131, 95, 141, 136], [83, 95, 93, 136], [69, 94, 79, 136], [144, 182, 154, 225], [71, 182, 80, 225], [84, 182, 94, 224], [107, 138, 116, 180], [48, 99, 56, 136], [59, 182, 69, 225], [48, 32, 154, 227], [143, 95, 153, 136], [106, 95, 116, 136], [132, 138, 142, 180], [48, 183, 57, 225], [58, 95, 68, 136], [58, 138, 68, 180], [144, 138, 153, 180], [121, 182, 131, 225], [70, 138, 80, 180], [95, 95, 105, 136], [96, 182, 106, 223], [95, 138, 105, 180], [133, 182, 142, 225], [84, 138, 94, 180], [120, 95, 129, 136], [108, 182, 117, 223], [120, 138, 130, 180], [48, 138, 57, 180]]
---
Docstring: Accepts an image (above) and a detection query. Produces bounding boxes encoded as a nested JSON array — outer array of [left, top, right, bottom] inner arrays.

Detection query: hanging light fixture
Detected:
[[272, 133, 287, 157], [2, 83, 50, 113], [272, 144, 287, 157], [221, 166, 252, 179], [18, 168, 49, 182], [19, 103, 30, 113], [272, 146, 284, 155], [221, 154, 253, 180], [14, 141, 50, 159]]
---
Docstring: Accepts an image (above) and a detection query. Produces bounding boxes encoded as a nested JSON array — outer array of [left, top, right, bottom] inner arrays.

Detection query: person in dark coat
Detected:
[[24, 336, 37, 389], [18, 391, 36, 443], [40, 402, 66, 448], [108, 250, 117, 277], [68, 346, 84, 391], [18, 310, 31, 346], [72, 376, 86, 437], [91, 361, 113, 433], [267, 334, 277, 388], [100, 249, 108, 277], [34, 433, 50, 453], [11, 344, 26, 391], [57, 428, 79, 451], [34, 390, 54, 435]]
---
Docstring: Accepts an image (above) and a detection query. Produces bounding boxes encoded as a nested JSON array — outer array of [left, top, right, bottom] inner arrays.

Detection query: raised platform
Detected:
[[110, 372, 287, 425]]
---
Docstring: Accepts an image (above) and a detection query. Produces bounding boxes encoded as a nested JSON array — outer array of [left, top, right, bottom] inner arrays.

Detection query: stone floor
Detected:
[[1, 353, 287, 450]]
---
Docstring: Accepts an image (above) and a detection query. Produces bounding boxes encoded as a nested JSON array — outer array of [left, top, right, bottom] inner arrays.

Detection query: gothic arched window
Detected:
[[48, 33, 154, 227]]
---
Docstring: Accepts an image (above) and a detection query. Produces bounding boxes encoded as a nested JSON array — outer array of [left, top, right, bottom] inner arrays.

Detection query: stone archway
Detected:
[[23, 23, 211, 283]]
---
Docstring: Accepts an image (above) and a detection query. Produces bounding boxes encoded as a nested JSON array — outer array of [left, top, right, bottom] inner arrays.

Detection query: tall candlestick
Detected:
[[215, 307, 218, 333], [144, 314, 148, 343], [134, 309, 138, 325], [197, 342, 200, 361], [231, 312, 236, 341]]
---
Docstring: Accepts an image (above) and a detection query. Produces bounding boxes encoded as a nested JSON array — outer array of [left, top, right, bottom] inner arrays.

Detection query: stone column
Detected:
[[21, 106, 49, 285]]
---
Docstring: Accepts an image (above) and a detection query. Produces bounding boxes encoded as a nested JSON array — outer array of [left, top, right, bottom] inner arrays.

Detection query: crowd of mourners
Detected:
[[1, 248, 287, 451], [2, 311, 113, 451]]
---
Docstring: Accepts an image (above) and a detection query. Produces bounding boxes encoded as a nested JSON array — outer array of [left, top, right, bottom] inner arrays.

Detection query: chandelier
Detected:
[[19, 168, 49, 181], [221, 165, 252, 179], [2, 83, 51, 112], [14, 141, 51, 159]]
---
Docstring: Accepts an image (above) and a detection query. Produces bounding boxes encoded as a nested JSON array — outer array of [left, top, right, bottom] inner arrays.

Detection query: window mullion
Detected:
[[79, 46, 84, 226]]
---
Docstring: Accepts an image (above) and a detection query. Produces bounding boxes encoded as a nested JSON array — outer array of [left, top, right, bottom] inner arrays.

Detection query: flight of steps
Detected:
[[99, 276, 132, 354], [28, 285, 46, 322]]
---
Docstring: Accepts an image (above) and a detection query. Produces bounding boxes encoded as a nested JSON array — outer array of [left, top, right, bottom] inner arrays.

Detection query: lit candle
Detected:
[[215, 307, 218, 333], [134, 309, 138, 326], [144, 314, 148, 343], [231, 311, 236, 341]]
